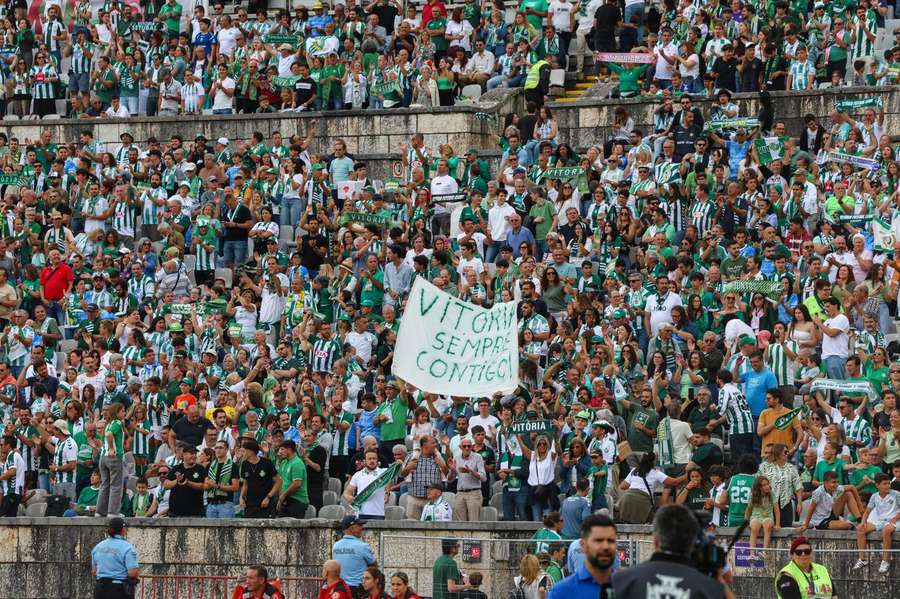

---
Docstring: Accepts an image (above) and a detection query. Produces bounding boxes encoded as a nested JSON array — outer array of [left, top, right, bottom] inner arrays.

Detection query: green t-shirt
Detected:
[[428, 17, 448, 51], [812, 458, 846, 484], [73, 430, 100, 475], [850, 464, 881, 496], [528, 200, 557, 241], [726, 473, 756, 526], [380, 397, 409, 442], [278, 455, 309, 504], [360, 269, 385, 307], [622, 403, 658, 453], [590, 463, 608, 498], [160, 1, 183, 36], [101, 419, 124, 457], [519, 0, 549, 30], [432, 554, 462, 599]]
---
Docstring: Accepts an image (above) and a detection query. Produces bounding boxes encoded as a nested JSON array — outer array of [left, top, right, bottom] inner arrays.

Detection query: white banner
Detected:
[[392, 277, 519, 397]]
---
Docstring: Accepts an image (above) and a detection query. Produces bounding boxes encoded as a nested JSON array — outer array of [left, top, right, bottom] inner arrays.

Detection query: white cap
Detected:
[[217, 137, 228, 146]]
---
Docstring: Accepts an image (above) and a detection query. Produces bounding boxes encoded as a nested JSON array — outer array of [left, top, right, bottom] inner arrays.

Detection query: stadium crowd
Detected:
[[0, 0, 897, 580], [2, 0, 900, 118]]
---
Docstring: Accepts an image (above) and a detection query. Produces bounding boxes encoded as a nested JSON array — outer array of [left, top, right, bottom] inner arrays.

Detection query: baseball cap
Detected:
[[52, 419, 69, 431], [340, 515, 364, 529]]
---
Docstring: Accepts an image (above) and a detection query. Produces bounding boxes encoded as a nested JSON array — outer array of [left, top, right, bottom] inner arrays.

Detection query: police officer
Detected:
[[775, 536, 837, 599], [331, 515, 376, 599], [612, 504, 731, 598], [91, 517, 139, 599]]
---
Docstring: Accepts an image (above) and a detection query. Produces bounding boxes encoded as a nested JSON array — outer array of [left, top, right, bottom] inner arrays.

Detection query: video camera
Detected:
[[689, 510, 749, 578]]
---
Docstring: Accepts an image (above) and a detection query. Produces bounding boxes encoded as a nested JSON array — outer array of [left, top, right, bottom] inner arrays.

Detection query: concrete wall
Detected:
[[550, 86, 900, 150], [0, 518, 897, 599], [4, 86, 895, 180]]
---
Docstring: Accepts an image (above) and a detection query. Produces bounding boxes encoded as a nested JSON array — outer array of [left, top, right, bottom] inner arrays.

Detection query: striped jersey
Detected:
[[308, 335, 341, 373], [30, 64, 57, 99], [206, 458, 235, 501], [688, 199, 717, 236], [788, 60, 813, 90], [767, 340, 798, 387], [17, 426, 39, 470], [141, 187, 167, 224], [851, 13, 877, 60], [330, 410, 355, 456], [70, 42, 94, 74], [718, 382, 754, 435], [0, 451, 24, 494], [53, 436, 78, 483]]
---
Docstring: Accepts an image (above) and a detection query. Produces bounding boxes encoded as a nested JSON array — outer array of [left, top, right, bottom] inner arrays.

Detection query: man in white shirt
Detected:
[[430, 159, 459, 235], [216, 15, 241, 56], [103, 96, 130, 118], [644, 275, 683, 336], [210, 64, 235, 114], [573, 0, 602, 73], [345, 316, 378, 367], [468, 398, 500, 446], [157, 68, 182, 117], [654, 28, 680, 88], [548, 0, 574, 68], [456, 241, 484, 281], [486, 191, 516, 263], [459, 39, 495, 89], [343, 449, 387, 519], [816, 297, 849, 380]]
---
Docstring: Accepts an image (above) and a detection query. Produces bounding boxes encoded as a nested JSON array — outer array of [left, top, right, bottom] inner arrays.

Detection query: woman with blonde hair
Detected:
[[513, 554, 551, 599]]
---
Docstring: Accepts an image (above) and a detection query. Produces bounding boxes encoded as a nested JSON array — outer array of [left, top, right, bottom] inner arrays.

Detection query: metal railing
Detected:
[[137, 575, 321, 599]]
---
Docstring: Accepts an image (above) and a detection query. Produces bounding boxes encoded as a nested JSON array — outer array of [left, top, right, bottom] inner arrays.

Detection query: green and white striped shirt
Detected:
[[718, 383, 754, 435], [309, 335, 341, 374], [689, 199, 717, 236], [1, 451, 23, 494], [767, 340, 798, 387], [330, 410, 355, 456], [70, 42, 94, 75], [788, 60, 813, 90], [53, 436, 78, 484], [29, 64, 57, 99]]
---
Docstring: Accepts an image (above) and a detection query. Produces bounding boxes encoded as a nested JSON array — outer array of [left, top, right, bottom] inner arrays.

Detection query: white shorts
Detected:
[[870, 518, 893, 532]]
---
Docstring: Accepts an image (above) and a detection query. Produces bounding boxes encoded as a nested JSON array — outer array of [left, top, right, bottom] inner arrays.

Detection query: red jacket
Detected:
[[317, 578, 354, 599]]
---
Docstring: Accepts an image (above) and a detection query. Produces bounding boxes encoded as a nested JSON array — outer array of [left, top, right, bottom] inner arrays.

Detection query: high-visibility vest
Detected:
[[774, 560, 834, 599], [524, 60, 549, 91]]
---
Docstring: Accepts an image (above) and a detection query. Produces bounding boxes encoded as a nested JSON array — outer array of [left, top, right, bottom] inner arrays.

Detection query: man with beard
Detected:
[[547, 514, 617, 599], [613, 504, 729, 598]]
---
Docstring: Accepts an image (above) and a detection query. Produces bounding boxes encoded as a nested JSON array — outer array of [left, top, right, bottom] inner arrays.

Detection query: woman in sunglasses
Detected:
[[774, 536, 836, 599]]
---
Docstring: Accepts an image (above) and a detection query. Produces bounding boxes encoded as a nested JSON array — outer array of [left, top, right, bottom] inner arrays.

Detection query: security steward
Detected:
[[775, 536, 837, 599], [523, 59, 551, 109], [91, 517, 139, 599]]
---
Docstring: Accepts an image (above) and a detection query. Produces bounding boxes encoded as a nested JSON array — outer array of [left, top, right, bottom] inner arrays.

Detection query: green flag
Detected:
[[773, 408, 803, 431], [723, 280, 783, 301], [351, 462, 401, 509], [508, 419, 555, 436]]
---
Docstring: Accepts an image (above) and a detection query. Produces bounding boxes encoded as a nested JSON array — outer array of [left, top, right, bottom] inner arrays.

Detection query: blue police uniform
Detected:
[[92, 535, 139, 599], [332, 534, 375, 587]]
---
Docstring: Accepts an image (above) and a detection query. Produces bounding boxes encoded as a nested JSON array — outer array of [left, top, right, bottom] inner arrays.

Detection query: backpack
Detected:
[[45, 495, 70, 517]]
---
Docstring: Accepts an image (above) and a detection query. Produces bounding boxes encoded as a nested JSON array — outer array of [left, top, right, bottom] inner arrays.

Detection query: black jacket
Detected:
[[612, 553, 726, 598]]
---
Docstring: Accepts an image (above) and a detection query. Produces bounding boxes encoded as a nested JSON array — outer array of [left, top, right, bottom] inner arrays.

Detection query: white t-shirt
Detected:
[[469, 414, 500, 439], [867, 490, 900, 523], [457, 256, 484, 280], [654, 43, 680, 80], [217, 26, 241, 56], [350, 467, 387, 517], [548, 0, 574, 32], [211, 77, 235, 110], [488, 202, 516, 241], [624, 467, 667, 495], [821, 313, 850, 359], [645, 292, 683, 336], [431, 174, 460, 215], [809, 485, 841, 526]]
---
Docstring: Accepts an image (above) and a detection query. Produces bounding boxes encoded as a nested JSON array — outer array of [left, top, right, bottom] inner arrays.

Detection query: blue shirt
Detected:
[[566, 540, 620, 575], [547, 564, 609, 599], [560, 495, 591, 539], [740, 367, 778, 416], [507, 226, 536, 258], [91, 536, 139, 581], [332, 534, 376, 586], [357, 408, 381, 442]]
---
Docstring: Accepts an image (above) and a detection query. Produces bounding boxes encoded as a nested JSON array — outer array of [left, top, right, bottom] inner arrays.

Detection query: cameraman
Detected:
[[613, 504, 731, 598]]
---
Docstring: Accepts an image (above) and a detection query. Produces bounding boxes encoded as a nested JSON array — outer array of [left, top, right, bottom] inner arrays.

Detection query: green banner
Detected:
[[384, 178, 401, 192], [340, 211, 391, 228], [705, 117, 760, 131], [723, 280, 783, 301], [834, 97, 882, 112], [273, 76, 300, 88], [809, 378, 877, 400], [753, 137, 787, 166], [351, 462, 400, 509], [508, 419, 555, 436], [774, 408, 803, 431], [370, 80, 401, 97], [544, 167, 582, 180], [0, 174, 31, 186], [0, 46, 17, 54], [473, 112, 496, 123], [170, 299, 228, 316], [264, 34, 301, 46]]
